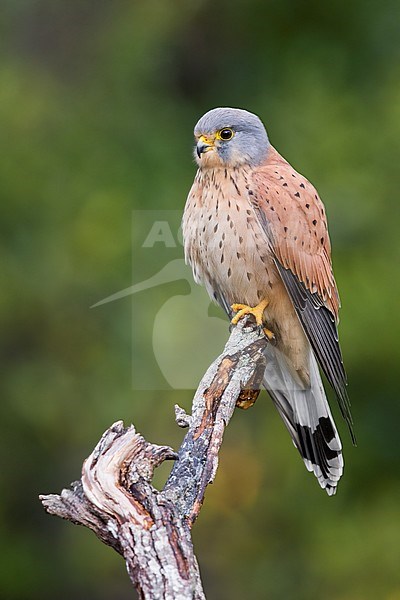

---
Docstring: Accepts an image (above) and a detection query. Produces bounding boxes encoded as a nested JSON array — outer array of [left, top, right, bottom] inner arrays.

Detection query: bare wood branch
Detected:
[[40, 319, 268, 599], [163, 319, 267, 525]]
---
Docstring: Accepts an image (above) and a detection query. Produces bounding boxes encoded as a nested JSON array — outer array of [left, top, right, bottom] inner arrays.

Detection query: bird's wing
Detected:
[[249, 147, 354, 440]]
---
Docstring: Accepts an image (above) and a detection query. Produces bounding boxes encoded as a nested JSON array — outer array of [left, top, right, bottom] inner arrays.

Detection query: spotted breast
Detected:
[[182, 159, 309, 379]]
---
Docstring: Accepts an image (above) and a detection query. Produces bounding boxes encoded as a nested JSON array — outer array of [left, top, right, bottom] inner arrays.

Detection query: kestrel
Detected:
[[182, 107, 354, 495]]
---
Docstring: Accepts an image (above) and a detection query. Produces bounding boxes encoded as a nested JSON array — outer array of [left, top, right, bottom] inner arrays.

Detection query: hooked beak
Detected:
[[196, 135, 215, 158]]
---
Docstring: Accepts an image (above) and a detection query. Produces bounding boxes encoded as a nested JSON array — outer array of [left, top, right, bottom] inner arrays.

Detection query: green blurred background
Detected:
[[1, 1, 400, 598]]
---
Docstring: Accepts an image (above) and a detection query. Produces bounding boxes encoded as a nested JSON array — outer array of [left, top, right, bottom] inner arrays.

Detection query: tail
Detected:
[[262, 344, 343, 495]]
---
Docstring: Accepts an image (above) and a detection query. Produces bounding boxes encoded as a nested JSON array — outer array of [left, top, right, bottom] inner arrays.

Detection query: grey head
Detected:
[[194, 107, 270, 168]]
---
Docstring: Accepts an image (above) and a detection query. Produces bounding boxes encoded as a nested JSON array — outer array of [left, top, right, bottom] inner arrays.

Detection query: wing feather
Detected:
[[250, 147, 354, 441]]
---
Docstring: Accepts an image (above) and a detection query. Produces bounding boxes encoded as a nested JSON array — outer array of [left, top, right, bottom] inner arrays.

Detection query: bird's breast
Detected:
[[183, 167, 281, 308]]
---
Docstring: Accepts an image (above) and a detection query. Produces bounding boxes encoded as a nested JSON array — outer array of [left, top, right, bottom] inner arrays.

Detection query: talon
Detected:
[[230, 299, 275, 340], [263, 327, 275, 341], [231, 298, 270, 327]]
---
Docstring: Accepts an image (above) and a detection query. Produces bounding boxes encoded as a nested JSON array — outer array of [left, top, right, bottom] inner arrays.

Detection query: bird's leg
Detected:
[[231, 298, 275, 340]]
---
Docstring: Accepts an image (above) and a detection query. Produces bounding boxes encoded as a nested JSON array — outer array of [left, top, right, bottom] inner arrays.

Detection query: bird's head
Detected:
[[194, 107, 270, 169]]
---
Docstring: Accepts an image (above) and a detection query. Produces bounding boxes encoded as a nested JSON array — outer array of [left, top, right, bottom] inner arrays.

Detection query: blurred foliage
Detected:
[[1, 0, 400, 598]]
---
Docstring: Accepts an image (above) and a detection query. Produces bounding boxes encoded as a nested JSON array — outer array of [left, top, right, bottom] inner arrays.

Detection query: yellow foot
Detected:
[[231, 299, 269, 326], [230, 299, 275, 340]]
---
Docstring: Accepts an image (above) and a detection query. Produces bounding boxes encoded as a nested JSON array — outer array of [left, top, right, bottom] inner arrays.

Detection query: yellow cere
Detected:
[[198, 134, 215, 146]]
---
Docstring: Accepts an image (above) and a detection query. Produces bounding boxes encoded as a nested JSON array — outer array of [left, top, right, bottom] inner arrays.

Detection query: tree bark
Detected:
[[40, 319, 268, 599]]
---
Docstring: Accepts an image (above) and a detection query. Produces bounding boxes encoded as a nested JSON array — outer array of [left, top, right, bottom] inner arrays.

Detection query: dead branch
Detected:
[[40, 319, 268, 599]]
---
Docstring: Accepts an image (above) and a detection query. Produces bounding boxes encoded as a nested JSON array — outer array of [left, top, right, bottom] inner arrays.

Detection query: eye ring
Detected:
[[218, 128, 234, 141]]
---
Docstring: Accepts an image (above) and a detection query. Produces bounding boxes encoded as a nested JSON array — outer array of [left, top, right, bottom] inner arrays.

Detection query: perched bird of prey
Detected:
[[182, 107, 354, 495]]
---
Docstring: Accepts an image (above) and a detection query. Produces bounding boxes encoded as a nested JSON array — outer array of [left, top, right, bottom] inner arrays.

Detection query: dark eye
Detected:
[[219, 128, 234, 140]]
